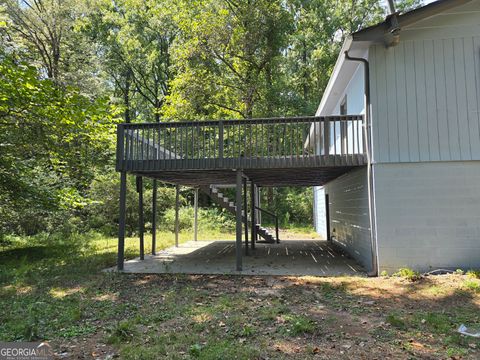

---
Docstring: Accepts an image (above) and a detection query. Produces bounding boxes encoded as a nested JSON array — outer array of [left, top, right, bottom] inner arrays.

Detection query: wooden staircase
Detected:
[[200, 185, 278, 244]]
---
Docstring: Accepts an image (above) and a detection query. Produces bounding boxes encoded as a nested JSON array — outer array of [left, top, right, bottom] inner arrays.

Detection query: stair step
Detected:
[[211, 187, 218, 194]]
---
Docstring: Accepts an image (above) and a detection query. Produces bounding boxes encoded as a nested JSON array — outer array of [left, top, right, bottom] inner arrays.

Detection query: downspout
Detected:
[[344, 51, 378, 277]]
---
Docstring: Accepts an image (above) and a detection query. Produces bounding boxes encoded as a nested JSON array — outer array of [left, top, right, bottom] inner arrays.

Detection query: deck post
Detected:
[[236, 169, 243, 271], [137, 176, 144, 260], [250, 182, 256, 250], [175, 184, 180, 247], [117, 171, 127, 271], [152, 179, 157, 255], [243, 177, 248, 255], [193, 187, 199, 242]]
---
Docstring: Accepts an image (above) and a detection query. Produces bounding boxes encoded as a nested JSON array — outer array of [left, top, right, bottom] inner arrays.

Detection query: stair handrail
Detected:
[[254, 206, 280, 243]]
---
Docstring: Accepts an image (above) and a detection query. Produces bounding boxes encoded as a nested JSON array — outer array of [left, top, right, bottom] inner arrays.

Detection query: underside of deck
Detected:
[[134, 165, 360, 187]]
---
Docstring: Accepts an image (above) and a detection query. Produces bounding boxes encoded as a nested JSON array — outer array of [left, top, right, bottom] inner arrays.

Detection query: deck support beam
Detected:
[[250, 182, 256, 250], [152, 179, 157, 255], [235, 169, 243, 271], [243, 177, 248, 255], [193, 187, 199, 242], [137, 176, 144, 260], [175, 184, 180, 247], [117, 171, 127, 271]]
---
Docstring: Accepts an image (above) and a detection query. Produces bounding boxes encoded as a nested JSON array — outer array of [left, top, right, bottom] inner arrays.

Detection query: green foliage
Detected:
[[466, 269, 480, 279], [393, 268, 421, 282], [86, 175, 180, 236], [107, 320, 138, 344], [464, 280, 480, 293], [386, 313, 407, 330], [258, 187, 313, 226], [0, 53, 119, 237], [162, 207, 235, 233], [280, 314, 317, 335]]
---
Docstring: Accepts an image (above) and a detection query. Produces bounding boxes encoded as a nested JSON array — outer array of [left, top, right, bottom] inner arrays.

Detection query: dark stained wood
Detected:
[[134, 166, 359, 187]]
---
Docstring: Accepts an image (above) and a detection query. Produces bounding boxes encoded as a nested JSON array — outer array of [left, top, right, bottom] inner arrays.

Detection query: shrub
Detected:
[[466, 269, 480, 279], [162, 207, 235, 233], [162, 207, 194, 232], [393, 268, 421, 282]]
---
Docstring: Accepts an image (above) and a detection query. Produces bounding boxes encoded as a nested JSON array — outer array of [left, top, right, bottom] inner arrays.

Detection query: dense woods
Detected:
[[0, 0, 420, 240]]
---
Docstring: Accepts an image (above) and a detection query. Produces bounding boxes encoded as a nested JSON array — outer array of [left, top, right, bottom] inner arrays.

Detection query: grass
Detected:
[[1, 232, 480, 359]]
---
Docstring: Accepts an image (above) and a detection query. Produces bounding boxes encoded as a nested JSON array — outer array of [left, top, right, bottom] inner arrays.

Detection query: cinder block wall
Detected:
[[374, 161, 480, 273], [325, 167, 372, 271]]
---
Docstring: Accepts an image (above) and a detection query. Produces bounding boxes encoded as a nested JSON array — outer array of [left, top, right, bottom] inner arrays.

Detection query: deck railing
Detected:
[[116, 115, 365, 171]]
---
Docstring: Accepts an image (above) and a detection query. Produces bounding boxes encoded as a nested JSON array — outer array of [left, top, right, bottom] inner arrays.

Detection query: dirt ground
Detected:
[[51, 273, 480, 360]]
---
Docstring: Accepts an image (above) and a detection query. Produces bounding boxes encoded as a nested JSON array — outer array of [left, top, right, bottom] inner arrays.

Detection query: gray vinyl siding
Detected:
[[325, 167, 372, 271], [374, 161, 480, 273], [369, 5, 480, 164]]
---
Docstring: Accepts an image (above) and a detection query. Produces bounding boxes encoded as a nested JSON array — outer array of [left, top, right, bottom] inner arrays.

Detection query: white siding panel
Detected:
[[405, 41, 420, 162], [444, 38, 462, 160], [465, 37, 480, 156], [395, 43, 410, 162], [369, 45, 379, 162], [385, 48, 399, 162], [413, 40, 428, 161], [433, 39, 451, 160], [374, 46, 390, 163], [454, 38, 472, 160], [424, 40, 441, 161], [313, 186, 326, 238], [370, 32, 480, 163]]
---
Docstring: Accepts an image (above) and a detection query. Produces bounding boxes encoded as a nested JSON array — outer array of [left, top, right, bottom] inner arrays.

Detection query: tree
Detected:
[[0, 52, 119, 236], [3, 0, 104, 96], [83, 0, 177, 122], [163, 0, 292, 120]]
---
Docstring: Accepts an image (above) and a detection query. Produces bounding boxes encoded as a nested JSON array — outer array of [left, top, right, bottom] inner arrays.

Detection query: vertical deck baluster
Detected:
[[334, 119, 337, 165], [201, 123, 206, 169], [218, 121, 224, 168], [192, 123, 195, 165], [264, 121, 268, 167], [249, 123, 252, 168], [243, 122, 246, 167], [357, 118, 360, 154], [135, 128, 139, 171], [124, 126, 129, 170], [141, 128, 145, 169], [345, 118, 348, 157]]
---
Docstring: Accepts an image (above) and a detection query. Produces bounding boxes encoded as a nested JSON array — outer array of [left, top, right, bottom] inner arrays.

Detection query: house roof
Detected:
[[315, 0, 474, 117]]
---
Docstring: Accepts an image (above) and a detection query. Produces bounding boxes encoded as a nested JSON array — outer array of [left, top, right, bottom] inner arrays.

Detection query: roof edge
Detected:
[[315, 36, 353, 116], [353, 0, 474, 43]]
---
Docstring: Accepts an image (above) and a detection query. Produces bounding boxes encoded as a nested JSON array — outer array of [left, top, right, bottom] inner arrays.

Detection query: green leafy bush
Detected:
[[393, 268, 421, 282]]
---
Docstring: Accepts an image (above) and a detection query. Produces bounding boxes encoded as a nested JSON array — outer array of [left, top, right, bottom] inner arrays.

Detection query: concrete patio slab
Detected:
[[107, 240, 365, 276]]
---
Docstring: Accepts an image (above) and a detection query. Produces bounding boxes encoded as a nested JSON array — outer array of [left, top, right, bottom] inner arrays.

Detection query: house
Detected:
[[115, 0, 479, 276], [312, 0, 480, 273]]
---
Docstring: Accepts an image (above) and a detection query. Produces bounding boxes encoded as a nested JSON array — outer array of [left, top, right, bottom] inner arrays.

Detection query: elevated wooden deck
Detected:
[[116, 115, 366, 186]]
